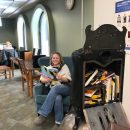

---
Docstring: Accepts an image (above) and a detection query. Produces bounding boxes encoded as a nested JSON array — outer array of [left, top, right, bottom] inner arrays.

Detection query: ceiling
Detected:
[[0, 0, 41, 18]]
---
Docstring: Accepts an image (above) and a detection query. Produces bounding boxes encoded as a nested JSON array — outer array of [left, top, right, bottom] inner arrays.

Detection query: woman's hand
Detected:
[[56, 73, 68, 82], [40, 76, 51, 83], [56, 74, 63, 80]]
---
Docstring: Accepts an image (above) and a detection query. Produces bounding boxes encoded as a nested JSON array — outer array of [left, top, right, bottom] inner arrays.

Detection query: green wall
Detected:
[[0, 18, 17, 47], [44, 0, 82, 56], [0, 0, 94, 56], [42, 0, 94, 56], [21, 0, 94, 56]]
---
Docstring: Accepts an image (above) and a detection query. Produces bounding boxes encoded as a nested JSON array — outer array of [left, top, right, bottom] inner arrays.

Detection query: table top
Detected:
[[0, 65, 11, 70]]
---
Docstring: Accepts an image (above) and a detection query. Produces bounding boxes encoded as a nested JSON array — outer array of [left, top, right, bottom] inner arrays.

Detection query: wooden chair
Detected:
[[24, 51, 33, 61], [0, 65, 12, 79], [17, 58, 40, 96]]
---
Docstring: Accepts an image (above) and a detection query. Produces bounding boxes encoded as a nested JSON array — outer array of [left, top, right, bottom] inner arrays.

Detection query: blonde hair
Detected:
[[50, 52, 64, 66], [6, 41, 12, 46]]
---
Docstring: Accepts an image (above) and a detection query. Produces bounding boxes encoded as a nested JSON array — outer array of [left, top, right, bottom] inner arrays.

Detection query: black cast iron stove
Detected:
[[71, 24, 127, 129]]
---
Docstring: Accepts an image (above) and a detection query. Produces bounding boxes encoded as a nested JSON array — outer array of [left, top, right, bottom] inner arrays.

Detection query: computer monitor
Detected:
[[33, 55, 46, 68]]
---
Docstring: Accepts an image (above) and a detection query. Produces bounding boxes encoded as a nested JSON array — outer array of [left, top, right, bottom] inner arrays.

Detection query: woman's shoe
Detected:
[[34, 115, 46, 126]]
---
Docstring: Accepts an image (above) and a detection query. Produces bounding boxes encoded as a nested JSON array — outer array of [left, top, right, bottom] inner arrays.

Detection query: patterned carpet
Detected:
[[0, 69, 54, 130]]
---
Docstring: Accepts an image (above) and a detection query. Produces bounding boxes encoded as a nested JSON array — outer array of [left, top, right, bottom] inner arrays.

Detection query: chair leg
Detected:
[[21, 78, 24, 91], [9, 70, 11, 79], [5, 70, 7, 79], [27, 80, 30, 96], [30, 80, 33, 97]]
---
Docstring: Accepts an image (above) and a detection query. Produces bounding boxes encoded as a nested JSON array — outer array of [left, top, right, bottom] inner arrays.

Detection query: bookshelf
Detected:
[[83, 60, 123, 109]]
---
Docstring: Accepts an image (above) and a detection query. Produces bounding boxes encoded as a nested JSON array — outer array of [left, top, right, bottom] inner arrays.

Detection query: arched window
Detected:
[[17, 15, 27, 50], [31, 5, 50, 56]]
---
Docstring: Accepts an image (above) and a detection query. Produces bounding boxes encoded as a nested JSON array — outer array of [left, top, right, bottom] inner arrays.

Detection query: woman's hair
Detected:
[[50, 52, 64, 66], [6, 41, 12, 45]]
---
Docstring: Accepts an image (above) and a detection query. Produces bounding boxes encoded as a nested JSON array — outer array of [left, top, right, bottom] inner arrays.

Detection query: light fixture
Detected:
[[0, 17, 2, 27]]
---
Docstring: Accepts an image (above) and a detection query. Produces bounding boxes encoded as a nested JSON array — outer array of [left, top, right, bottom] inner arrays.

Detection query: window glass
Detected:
[[31, 8, 42, 49], [40, 12, 50, 56], [17, 15, 27, 50], [31, 5, 50, 56]]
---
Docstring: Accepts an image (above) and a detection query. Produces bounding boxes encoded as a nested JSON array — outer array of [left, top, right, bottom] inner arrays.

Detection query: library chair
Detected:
[[33, 48, 41, 56], [19, 47, 25, 51], [0, 65, 12, 79], [24, 51, 33, 61], [33, 56, 73, 113], [17, 58, 40, 96]]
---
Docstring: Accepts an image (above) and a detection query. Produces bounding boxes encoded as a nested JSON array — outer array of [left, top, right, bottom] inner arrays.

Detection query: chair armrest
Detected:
[[33, 83, 44, 96]]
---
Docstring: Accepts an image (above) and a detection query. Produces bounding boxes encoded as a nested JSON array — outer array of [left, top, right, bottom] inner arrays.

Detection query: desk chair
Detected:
[[17, 58, 40, 96]]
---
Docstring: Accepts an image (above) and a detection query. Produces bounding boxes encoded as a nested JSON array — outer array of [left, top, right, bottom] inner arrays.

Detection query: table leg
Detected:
[[11, 59, 14, 77], [9, 69, 11, 79]]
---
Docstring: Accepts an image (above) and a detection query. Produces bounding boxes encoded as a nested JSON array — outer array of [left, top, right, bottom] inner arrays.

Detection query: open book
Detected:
[[40, 66, 58, 79]]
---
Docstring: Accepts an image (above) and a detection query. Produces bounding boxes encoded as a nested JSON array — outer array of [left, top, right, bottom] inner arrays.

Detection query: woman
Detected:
[[3, 41, 14, 49], [34, 52, 72, 130]]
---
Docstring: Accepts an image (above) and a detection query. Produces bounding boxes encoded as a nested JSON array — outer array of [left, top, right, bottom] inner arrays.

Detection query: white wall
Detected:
[[94, 0, 130, 123], [123, 52, 130, 123], [94, 0, 115, 29]]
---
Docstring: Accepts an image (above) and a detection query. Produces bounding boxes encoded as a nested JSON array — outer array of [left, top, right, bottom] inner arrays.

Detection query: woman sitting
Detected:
[[34, 52, 72, 130]]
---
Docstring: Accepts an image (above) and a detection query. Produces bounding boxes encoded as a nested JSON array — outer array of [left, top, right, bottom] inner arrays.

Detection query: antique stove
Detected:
[[71, 24, 127, 129]]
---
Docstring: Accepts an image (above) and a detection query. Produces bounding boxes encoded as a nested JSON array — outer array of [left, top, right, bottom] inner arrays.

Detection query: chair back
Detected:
[[37, 49, 41, 55], [33, 55, 46, 68], [24, 51, 33, 61], [17, 58, 28, 75], [19, 47, 25, 51], [33, 48, 35, 55], [33, 48, 41, 55], [38, 56, 73, 74]]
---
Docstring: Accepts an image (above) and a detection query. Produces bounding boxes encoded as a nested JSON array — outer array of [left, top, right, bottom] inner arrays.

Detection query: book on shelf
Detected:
[[111, 78, 116, 100], [85, 71, 93, 78], [104, 76, 117, 102], [85, 69, 98, 87], [84, 89, 98, 97], [92, 72, 115, 85], [84, 87, 102, 105], [84, 100, 97, 105], [40, 65, 58, 79], [84, 96, 102, 105], [105, 77, 112, 102], [115, 74, 120, 95]]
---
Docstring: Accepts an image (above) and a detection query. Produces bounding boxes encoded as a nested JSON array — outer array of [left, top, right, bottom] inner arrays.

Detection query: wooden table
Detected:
[[10, 57, 40, 97]]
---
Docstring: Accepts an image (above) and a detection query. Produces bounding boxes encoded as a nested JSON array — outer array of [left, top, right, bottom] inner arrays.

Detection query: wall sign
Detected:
[[115, 0, 130, 50]]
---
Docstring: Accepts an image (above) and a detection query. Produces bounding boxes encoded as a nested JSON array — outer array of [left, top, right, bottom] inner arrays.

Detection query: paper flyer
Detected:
[[115, 0, 130, 50]]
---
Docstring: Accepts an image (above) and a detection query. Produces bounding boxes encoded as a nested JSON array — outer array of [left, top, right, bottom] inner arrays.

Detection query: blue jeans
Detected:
[[38, 84, 70, 124]]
